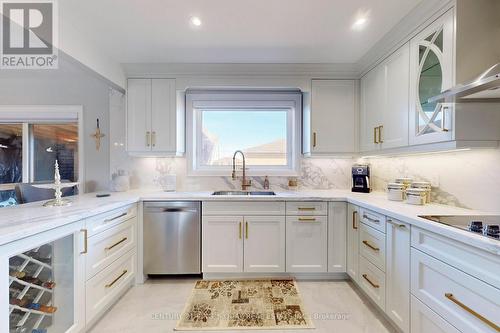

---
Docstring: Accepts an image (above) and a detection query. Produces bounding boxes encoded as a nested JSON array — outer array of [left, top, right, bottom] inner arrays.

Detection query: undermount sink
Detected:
[[212, 191, 276, 196]]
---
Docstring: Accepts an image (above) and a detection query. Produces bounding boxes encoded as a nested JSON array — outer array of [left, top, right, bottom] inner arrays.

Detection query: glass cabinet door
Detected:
[[8, 230, 82, 333], [409, 9, 454, 145]]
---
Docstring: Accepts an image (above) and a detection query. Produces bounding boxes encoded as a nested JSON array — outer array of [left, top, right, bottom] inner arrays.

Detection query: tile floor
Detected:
[[89, 278, 396, 333]]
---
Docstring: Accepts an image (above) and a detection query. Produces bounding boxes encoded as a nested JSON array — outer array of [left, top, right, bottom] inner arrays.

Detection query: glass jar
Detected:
[[406, 188, 428, 205], [387, 183, 406, 201], [411, 181, 431, 203]]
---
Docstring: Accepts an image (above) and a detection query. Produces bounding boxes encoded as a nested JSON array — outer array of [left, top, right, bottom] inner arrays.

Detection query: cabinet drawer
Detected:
[[359, 224, 386, 272], [359, 255, 386, 310], [286, 202, 328, 216], [411, 249, 500, 333], [86, 249, 136, 325], [86, 204, 137, 237], [359, 207, 386, 233], [86, 217, 137, 279], [202, 201, 285, 216], [286, 216, 328, 272], [411, 296, 461, 333], [411, 226, 500, 288]]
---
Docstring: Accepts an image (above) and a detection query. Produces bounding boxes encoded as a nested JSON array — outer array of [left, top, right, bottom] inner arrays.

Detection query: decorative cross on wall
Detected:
[[91, 118, 105, 151]]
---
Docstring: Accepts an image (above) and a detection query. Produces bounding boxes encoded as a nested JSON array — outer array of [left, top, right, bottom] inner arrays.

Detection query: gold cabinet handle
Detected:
[[313, 132, 317, 148], [105, 237, 128, 251], [362, 240, 380, 251], [352, 211, 358, 230], [387, 219, 406, 228], [441, 105, 450, 132], [151, 131, 156, 147], [373, 127, 378, 144], [362, 274, 380, 289], [239, 222, 242, 239], [445, 293, 499, 331], [378, 125, 384, 143], [363, 214, 380, 224], [298, 217, 316, 222], [105, 270, 128, 288], [298, 207, 316, 211], [80, 229, 88, 254], [146, 131, 151, 147], [245, 221, 249, 239], [104, 212, 128, 224]]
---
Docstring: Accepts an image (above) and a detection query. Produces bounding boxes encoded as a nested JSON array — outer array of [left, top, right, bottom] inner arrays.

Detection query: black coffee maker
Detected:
[[352, 164, 371, 193]]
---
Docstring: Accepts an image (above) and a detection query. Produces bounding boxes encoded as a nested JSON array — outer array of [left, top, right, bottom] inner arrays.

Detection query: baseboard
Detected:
[[202, 272, 348, 280]]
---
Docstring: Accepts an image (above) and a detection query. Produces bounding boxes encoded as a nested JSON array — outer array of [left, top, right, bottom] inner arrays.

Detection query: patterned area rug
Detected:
[[175, 279, 315, 331]]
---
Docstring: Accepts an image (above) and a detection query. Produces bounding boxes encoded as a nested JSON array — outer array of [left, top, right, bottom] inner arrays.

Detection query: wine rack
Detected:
[[9, 244, 57, 333]]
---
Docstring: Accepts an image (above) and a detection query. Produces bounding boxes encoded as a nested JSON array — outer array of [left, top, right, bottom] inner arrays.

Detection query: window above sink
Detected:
[[186, 90, 302, 176]]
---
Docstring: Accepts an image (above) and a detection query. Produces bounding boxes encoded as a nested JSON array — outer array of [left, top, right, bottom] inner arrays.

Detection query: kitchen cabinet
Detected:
[[327, 202, 346, 273], [1, 221, 86, 333], [411, 249, 500, 333], [201, 202, 286, 274], [411, 296, 461, 333], [127, 78, 176, 155], [202, 216, 244, 273], [409, 10, 454, 146], [360, 43, 410, 152], [243, 216, 286, 273], [385, 218, 410, 333], [286, 215, 328, 273], [346, 204, 359, 282], [308, 80, 357, 155]]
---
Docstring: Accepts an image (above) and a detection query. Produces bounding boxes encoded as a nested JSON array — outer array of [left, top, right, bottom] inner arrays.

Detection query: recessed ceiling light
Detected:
[[190, 16, 202, 27], [352, 10, 370, 31]]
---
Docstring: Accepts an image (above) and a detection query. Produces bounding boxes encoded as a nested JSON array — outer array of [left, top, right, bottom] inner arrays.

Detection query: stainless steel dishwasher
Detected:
[[143, 201, 201, 274]]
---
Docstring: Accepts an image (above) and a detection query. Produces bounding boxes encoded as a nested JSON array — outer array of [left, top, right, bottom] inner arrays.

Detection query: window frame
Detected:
[[0, 105, 84, 193], [186, 91, 302, 176]]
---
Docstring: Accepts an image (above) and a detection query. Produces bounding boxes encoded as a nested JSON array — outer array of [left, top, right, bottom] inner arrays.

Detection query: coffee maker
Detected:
[[352, 164, 371, 193]]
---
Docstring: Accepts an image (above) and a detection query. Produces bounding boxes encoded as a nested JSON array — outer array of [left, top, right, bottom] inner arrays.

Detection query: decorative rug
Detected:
[[175, 279, 315, 331]]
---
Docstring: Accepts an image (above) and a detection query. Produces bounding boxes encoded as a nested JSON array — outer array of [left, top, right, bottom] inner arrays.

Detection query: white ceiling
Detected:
[[61, 0, 422, 64]]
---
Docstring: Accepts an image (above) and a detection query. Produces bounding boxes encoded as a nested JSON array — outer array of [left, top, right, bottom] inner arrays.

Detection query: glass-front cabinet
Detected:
[[409, 9, 455, 145], [1, 222, 85, 333]]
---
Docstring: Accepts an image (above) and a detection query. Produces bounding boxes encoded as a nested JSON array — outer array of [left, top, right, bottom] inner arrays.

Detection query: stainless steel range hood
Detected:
[[428, 63, 500, 103]]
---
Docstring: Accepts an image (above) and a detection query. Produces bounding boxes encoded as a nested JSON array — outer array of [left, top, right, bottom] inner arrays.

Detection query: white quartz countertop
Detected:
[[0, 189, 498, 255]]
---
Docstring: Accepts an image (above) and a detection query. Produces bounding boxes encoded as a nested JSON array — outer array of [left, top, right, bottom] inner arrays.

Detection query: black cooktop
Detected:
[[419, 215, 500, 240]]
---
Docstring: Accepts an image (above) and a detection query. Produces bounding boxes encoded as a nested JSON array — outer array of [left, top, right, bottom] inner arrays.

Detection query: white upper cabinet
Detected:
[[360, 43, 410, 152], [409, 10, 454, 146], [382, 44, 410, 150], [309, 80, 357, 155], [127, 79, 151, 152], [360, 66, 384, 152], [127, 78, 177, 155]]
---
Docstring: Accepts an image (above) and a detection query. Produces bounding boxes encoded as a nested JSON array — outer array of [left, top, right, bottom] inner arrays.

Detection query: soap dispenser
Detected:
[[263, 176, 270, 190]]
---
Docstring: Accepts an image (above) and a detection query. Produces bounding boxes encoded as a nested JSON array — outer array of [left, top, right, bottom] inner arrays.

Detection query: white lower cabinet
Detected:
[[327, 202, 346, 273], [286, 215, 328, 272], [411, 296, 461, 333], [359, 255, 386, 309], [202, 216, 244, 273], [202, 214, 285, 273], [385, 219, 410, 333], [411, 248, 500, 333], [244, 216, 285, 273], [359, 223, 386, 272], [86, 250, 136, 326], [346, 204, 360, 282]]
